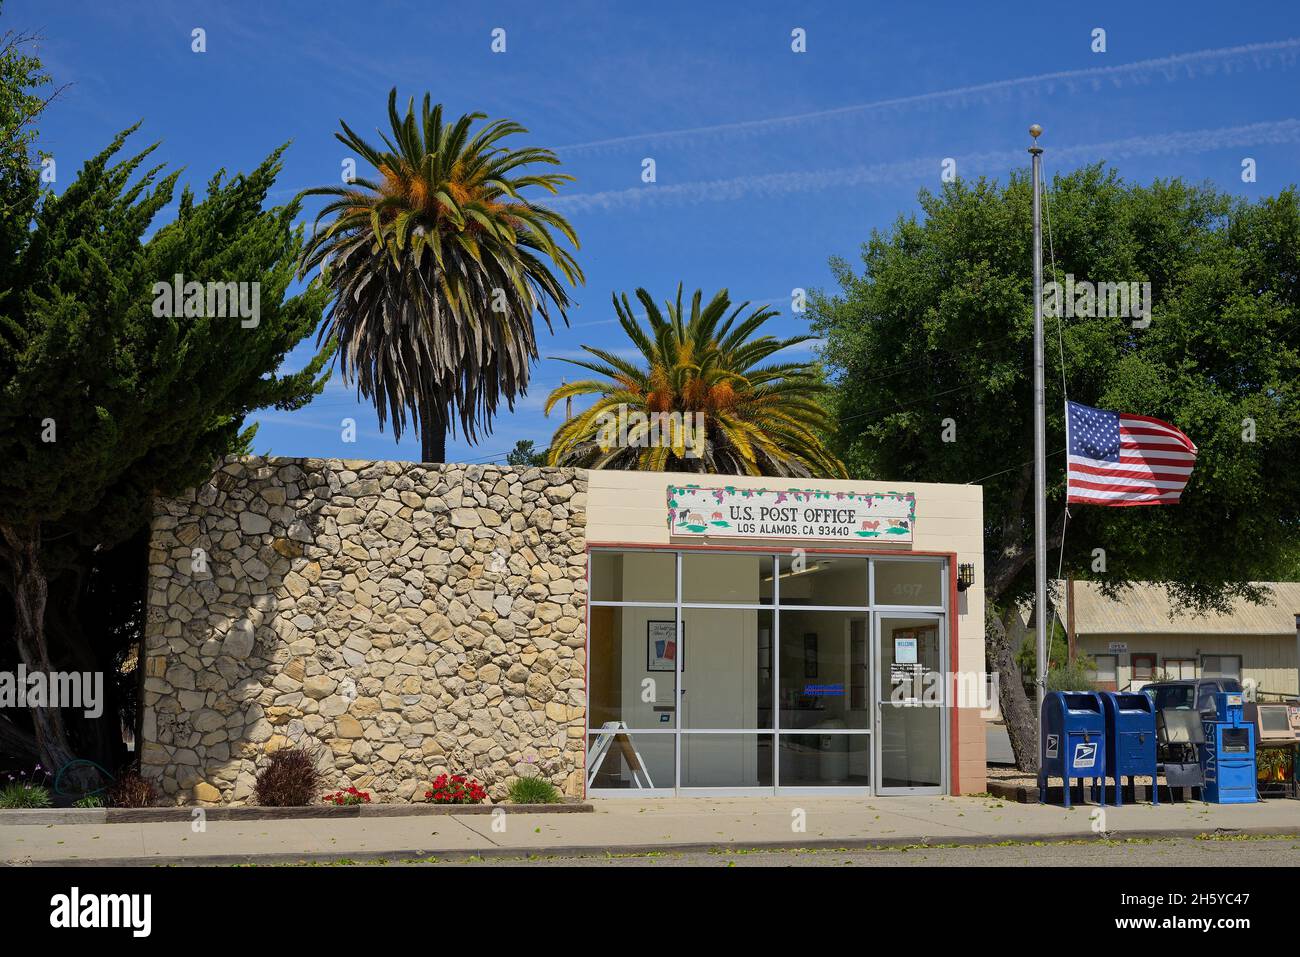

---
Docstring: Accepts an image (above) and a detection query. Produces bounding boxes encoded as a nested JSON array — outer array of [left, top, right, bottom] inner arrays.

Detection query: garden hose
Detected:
[[52, 759, 114, 798]]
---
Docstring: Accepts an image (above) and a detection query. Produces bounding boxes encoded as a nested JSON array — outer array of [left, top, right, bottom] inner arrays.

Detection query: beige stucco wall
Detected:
[[585, 470, 987, 794]]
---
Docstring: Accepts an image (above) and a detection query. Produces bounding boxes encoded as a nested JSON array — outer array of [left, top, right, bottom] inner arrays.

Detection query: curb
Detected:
[[8, 825, 1298, 867], [0, 802, 592, 827]]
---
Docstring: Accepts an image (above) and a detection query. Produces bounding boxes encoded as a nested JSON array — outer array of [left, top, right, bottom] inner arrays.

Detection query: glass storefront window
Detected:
[[777, 611, 870, 730], [682, 553, 772, 604], [588, 606, 678, 729], [773, 555, 867, 606], [680, 608, 773, 728], [589, 550, 675, 603], [679, 734, 774, 788], [586, 731, 674, 790], [586, 550, 948, 793], [778, 734, 872, 787], [873, 559, 944, 607]]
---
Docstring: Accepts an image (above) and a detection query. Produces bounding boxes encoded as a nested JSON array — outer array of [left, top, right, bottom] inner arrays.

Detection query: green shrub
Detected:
[[0, 781, 52, 808], [255, 746, 322, 807], [1, 766, 53, 808], [73, 795, 105, 808], [1017, 623, 1099, 694], [508, 775, 560, 804], [1047, 657, 1100, 693]]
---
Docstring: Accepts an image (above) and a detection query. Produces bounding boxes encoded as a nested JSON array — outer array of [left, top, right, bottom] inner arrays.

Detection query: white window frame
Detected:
[[585, 547, 949, 798], [1201, 654, 1242, 680], [1089, 654, 1118, 684]]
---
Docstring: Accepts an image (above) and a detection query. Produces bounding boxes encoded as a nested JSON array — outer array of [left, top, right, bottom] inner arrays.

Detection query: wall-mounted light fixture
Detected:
[[957, 563, 976, 592]]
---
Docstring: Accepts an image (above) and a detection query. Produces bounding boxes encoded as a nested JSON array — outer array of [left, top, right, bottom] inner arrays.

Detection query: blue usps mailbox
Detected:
[[1199, 692, 1256, 804], [1101, 691, 1158, 806], [1039, 691, 1107, 808]]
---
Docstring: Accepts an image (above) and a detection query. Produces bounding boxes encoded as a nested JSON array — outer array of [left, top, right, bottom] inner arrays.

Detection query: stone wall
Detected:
[[141, 456, 588, 805]]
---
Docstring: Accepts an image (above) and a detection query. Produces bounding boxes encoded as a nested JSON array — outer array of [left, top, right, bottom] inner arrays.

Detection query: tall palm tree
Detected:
[[298, 89, 583, 462], [545, 286, 847, 478]]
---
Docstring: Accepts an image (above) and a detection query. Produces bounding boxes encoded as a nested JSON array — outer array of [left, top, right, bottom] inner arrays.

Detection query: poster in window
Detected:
[[894, 635, 918, 664], [647, 620, 683, 672]]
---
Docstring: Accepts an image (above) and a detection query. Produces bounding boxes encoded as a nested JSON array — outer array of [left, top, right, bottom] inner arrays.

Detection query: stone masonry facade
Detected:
[[141, 456, 588, 805]]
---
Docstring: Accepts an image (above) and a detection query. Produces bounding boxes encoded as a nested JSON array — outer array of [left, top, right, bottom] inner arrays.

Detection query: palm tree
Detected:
[[298, 89, 583, 462], [545, 286, 846, 478]]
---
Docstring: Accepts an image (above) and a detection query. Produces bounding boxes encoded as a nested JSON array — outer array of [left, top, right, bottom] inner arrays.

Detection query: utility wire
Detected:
[[966, 446, 1067, 485]]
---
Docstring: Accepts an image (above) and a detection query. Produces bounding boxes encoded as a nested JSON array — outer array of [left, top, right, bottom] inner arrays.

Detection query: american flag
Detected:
[[1066, 400, 1198, 506]]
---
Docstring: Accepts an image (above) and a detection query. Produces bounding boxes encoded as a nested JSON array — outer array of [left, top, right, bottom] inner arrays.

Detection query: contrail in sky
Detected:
[[551, 119, 1300, 213], [555, 39, 1300, 154]]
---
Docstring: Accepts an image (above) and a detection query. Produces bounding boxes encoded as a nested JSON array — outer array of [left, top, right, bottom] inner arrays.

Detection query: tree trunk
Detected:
[[419, 395, 447, 464], [52, 574, 122, 779], [0, 713, 39, 763], [0, 522, 81, 776], [986, 599, 1039, 773], [980, 447, 1070, 773]]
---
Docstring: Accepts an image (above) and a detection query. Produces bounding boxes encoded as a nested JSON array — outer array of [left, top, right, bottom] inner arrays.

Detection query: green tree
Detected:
[[546, 286, 846, 477], [1013, 616, 1096, 694], [298, 89, 584, 464], [0, 10, 61, 318], [506, 439, 548, 467], [810, 166, 1299, 770], [0, 118, 332, 774]]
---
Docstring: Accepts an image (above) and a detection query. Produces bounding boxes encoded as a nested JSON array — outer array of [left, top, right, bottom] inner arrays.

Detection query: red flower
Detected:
[[322, 786, 371, 807], [425, 770, 488, 804]]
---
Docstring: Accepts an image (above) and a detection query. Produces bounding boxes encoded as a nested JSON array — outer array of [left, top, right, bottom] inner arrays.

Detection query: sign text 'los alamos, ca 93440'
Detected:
[[667, 486, 916, 544]]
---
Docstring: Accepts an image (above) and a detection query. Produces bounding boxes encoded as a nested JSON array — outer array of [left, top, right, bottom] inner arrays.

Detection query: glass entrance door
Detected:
[[874, 613, 946, 794]]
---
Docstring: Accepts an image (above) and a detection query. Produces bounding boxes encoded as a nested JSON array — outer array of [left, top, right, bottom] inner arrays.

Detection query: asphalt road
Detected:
[[395, 835, 1300, 866], [987, 721, 1016, 764]]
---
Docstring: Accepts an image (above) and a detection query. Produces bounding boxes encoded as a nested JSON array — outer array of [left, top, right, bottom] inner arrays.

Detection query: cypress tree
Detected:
[[0, 125, 332, 775]]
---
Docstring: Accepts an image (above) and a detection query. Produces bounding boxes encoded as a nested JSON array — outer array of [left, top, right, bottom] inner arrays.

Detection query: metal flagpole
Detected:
[[1029, 124, 1048, 764]]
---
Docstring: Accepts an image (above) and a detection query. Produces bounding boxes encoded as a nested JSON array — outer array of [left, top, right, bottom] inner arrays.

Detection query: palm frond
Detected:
[[546, 286, 845, 478], [297, 88, 584, 451]]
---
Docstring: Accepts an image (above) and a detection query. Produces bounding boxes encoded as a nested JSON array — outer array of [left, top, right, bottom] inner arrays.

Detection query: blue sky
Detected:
[[15, 0, 1300, 464]]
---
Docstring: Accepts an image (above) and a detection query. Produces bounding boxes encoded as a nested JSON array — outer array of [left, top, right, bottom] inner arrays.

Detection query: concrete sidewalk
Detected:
[[3, 795, 1297, 866]]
